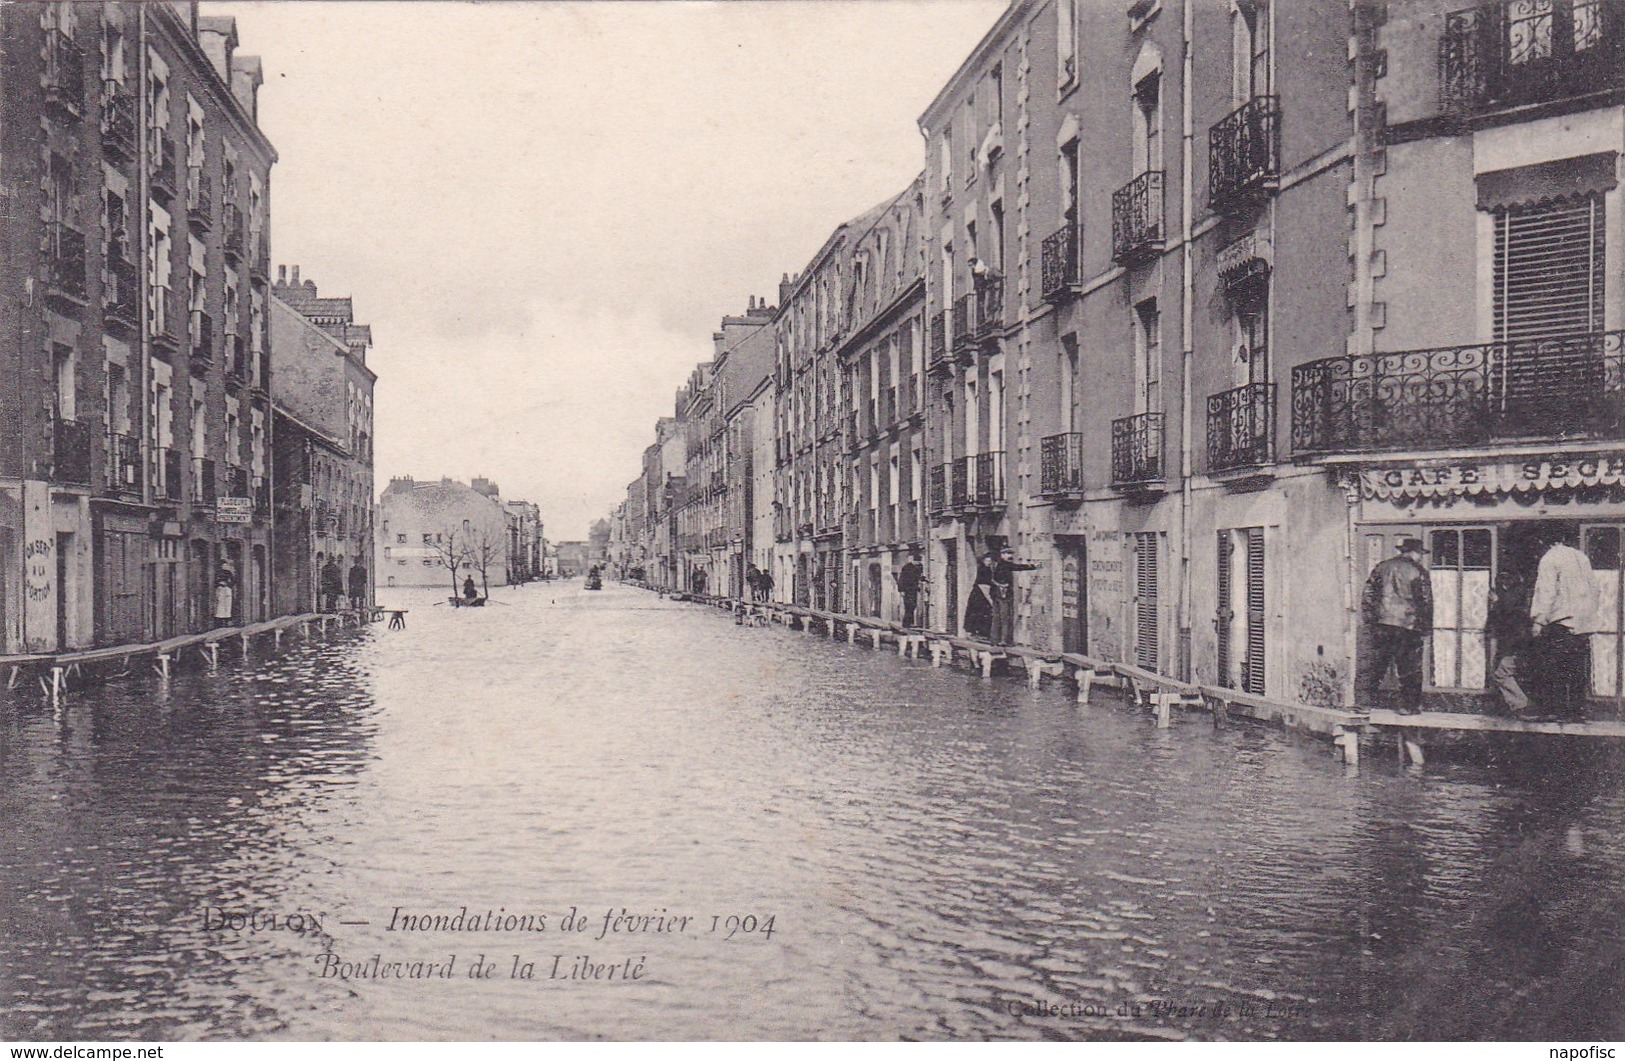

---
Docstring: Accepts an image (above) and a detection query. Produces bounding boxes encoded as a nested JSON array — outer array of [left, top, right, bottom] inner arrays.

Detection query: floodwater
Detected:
[[2, 580, 1623, 1041]]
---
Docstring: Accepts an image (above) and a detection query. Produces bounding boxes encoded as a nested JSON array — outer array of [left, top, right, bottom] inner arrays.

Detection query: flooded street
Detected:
[[3, 580, 1624, 1041]]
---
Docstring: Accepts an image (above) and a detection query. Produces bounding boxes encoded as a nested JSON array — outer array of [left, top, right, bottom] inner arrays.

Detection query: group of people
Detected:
[[319, 556, 370, 613], [1360, 528, 1598, 722], [745, 564, 775, 602], [963, 543, 1039, 647]]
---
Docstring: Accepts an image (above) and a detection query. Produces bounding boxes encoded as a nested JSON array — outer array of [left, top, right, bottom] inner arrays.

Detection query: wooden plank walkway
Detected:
[[1367, 709, 1625, 737]]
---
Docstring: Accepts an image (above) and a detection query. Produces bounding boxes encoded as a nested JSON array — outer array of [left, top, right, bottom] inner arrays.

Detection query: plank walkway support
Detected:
[[898, 633, 926, 659], [155, 653, 171, 681], [1333, 725, 1361, 766]]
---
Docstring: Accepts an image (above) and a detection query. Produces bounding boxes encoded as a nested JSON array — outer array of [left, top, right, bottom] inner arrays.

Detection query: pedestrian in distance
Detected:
[[1527, 528, 1601, 721], [463, 575, 479, 603], [214, 560, 237, 627], [1487, 567, 1532, 717], [895, 551, 924, 629], [746, 565, 761, 602], [347, 558, 368, 613], [759, 567, 774, 603], [1357, 536, 1433, 715], [320, 556, 344, 614]]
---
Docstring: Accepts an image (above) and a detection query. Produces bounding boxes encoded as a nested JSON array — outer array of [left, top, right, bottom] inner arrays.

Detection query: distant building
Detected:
[[269, 268, 375, 613], [555, 541, 589, 579], [377, 476, 510, 591], [504, 499, 542, 583]]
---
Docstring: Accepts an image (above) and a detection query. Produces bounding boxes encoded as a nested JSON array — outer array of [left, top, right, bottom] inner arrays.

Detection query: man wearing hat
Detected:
[[1359, 536, 1433, 715], [1527, 528, 1600, 720]]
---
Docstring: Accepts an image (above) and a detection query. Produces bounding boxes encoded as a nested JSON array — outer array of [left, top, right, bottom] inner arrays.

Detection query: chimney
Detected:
[[291, 265, 300, 287], [277, 265, 286, 285], [196, 15, 238, 83], [229, 54, 264, 122]]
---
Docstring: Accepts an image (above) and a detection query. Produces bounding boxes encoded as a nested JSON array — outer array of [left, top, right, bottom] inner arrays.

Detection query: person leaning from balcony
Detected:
[[1358, 536, 1433, 715], [320, 556, 344, 613], [214, 560, 237, 627], [895, 551, 924, 628], [1487, 567, 1533, 717], [1528, 528, 1601, 722], [348, 558, 368, 613], [990, 545, 1039, 647]]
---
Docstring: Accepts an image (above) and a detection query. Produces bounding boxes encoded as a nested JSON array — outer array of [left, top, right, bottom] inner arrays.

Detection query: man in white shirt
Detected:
[[1528, 529, 1600, 720]]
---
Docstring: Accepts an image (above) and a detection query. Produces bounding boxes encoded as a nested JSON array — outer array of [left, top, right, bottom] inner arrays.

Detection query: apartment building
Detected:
[[268, 268, 375, 614], [838, 178, 929, 625], [0, 2, 276, 650], [375, 476, 510, 591]]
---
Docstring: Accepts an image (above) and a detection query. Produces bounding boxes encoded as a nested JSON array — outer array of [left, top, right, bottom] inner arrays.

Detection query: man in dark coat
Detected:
[[320, 557, 344, 613], [1358, 536, 1433, 714], [347, 558, 368, 612], [989, 545, 1039, 646], [895, 551, 924, 628]]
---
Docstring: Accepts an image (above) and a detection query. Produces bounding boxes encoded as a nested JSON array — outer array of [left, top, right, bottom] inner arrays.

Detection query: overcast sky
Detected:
[[214, 0, 1005, 540]]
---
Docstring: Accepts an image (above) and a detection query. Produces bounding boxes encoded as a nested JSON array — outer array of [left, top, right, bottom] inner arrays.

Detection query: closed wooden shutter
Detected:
[[1244, 528, 1266, 695], [1135, 532, 1158, 670], [1495, 195, 1604, 342]]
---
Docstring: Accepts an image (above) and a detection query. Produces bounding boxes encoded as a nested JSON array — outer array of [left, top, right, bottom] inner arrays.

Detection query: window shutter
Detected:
[[1245, 528, 1266, 695], [1494, 195, 1604, 342], [1136, 532, 1158, 670], [1216, 532, 1233, 687]]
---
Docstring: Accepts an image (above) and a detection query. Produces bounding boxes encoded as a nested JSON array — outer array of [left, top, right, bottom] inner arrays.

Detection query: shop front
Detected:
[[1349, 449, 1625, 713]]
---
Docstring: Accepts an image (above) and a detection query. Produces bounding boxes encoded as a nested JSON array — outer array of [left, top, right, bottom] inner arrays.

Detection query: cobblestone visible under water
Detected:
[[1, 580, 1623, 1040]]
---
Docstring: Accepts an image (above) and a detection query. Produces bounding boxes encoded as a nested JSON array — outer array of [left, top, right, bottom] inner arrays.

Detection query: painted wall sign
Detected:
[[24, 538, 52, 603], [1360, 452, 1625, 501]]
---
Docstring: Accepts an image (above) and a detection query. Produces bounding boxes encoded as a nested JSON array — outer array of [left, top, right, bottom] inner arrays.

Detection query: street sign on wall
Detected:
[[216, 497, 253, 524]]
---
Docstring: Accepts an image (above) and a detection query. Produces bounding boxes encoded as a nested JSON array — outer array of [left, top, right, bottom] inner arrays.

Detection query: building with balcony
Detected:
[[0, 2, 276, 650], [837, 177, 929, 625], [268, 271, 376, 612]]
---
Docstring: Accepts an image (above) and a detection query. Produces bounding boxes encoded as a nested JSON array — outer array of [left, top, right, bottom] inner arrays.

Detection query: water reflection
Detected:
[[1, 583, 1622, 1040]]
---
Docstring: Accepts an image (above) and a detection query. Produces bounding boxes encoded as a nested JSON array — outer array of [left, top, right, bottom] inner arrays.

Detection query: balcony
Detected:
[[101, 81, 136, 159], [160, 448, 183, 502], [1112, 171, 1165, 264], [951, 293, 975, 352], [972, 451, 1005, 508], [151, 134, 177, 200], [151, 287, 180, 352], [223, 205, 245, 260], [106, 432, 142, 498], [1041, 225, 1081, 303], [190, 310, 214, 366], [1039, 432, 1086, 499], [43, 30, 84, 120], [104, 252, 139, 331], [1111, 411, 1167, 489], [930, 464, 947, 515], [43, 222, 87, 303], [950, 457, 971, 510], [976, 282, 1004, 340], [1207, 382, 1277, 472], [1441, 0, 1624, 115], [1208, 96, 1280, 215], [1291, 331, 1625, 455], [227, 335, 249, 386], [54, 419, 92, 485], [188, 171, 212, 229], [928, 310, 950, 372], [192, 457, 216, 505]]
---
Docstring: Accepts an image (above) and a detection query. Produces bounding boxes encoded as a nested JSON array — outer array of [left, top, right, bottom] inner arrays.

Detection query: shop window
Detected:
[[1428, 527, 1493, 690]]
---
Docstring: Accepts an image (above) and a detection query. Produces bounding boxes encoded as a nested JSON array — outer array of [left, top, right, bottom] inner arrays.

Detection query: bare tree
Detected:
[[466, 527, 504, 601], [427, 526, 467, 602]]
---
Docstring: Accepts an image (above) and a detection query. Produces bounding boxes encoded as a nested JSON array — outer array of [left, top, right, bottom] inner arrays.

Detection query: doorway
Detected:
[[1058, 537, 1087, 654]]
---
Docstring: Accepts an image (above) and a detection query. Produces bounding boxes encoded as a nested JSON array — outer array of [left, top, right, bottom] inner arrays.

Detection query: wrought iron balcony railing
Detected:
[[228, 335, 249, 384], [44, 30, 84, 119], [928, 310, 949, 370], [1040, 432, 1086, 497], [1111, 411, 1167, 487], [1041, 225, 1081, 303], [930, 463, 947, 514], [107, 432, 142, 497], [190, 310, 213, 365], [151, 133, 177, 198], [223, 205, 245, 259], [976, 282, 1004, 338], [1112, 171, 1165, 263], [1441, 0, 1624, 114], [152, 287, 179, 348], [1291, 330, 1625, 454], [192, 457, 217, 505], [43, 222, 87, 301], [188, 171, 212, 226], [1207, 381, 1277, 472], [973, 451, 1005, 507], [105, 252, 139, 328], [951, 292, 975, 351], [161, 448, 183, 502], [54, 419, 92, 485], [1209, 95, 1280, 214], [101, 81, 136, 158], [950, 458, 971, 510]]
